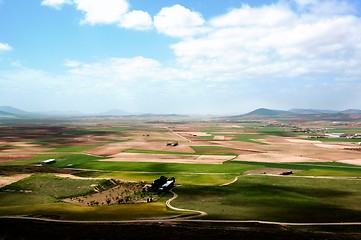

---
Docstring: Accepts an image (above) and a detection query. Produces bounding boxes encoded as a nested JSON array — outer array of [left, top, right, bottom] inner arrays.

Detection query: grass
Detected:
[[81, 171, 239, 186], [0, 153, 104, 168], [122, 148, 191, 155], [173, 175, 361, 222], [228, 161, 361, 176], [254, 127, 299, 137], [0, 173, 110, 206], [31, 138, 69, 145], [0, 202, 181, 221], [30, 154, 102, 168], [46, 145, 100, 152], [306, 138, 361, 142], [74, 161, 258, 174], [190, 146, 237, 151], [231, 134, 267, 145], [123, 148, 237, 156], [199, 136, 214, 140]]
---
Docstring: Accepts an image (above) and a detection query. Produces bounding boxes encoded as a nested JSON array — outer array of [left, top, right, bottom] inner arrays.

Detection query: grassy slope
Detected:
[[0, 174, 182, 220], [0, 173, 107, 206], [46, 145, 100, 152], [75, 161, 257, 173], [173, 175, 361, 222], [0, 202, 179, 221], [228, 161, 361, 177], [123, 148, 237, 156]]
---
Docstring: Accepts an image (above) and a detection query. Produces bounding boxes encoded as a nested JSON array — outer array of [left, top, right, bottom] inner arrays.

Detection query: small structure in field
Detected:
[[280, 171, 293, 175], [326, 133, 347, 138], [166, 141, 178, 147], [39, 159, 56, 165], [146, 176, 175, 192]]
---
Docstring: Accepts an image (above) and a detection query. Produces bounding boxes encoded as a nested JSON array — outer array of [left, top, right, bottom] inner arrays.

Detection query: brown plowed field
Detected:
[[0, 154, 36, 162], [103, 153, 232, 164]]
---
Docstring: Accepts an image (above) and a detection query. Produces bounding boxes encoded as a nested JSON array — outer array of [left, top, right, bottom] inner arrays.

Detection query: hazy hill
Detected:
[[230, 108, 361, 121], [341, 109, 361, 114], [0, 110, 17, 119], [0, 106, 29, 115], [289, 109, 338, 114], [97, 109, 130, 116], [230, 108, 294, 119]]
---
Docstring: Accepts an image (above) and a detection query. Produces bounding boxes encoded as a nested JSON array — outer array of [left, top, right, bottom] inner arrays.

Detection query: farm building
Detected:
[[159, 179, 175, 192], [166, 141, 178, 147], [325, 133, 347, 138], [39, 159, 56, 165], [147, 176, 175, 192]]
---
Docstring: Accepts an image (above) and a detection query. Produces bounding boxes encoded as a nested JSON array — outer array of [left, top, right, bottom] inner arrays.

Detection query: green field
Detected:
[[0, 174, 109, 206], [228, 161, 361, 177], [0, 202, 179, 221], [231, 134, 267, 144], [306, 137, 361, 142], [123, 148, 237, 156], [173, 175, 361, 222], [46, 145, 100, 152], [1, 120, 361, 223]]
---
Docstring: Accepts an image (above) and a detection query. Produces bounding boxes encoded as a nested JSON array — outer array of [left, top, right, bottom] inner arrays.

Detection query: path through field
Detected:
[[166, 189, 207, 219]]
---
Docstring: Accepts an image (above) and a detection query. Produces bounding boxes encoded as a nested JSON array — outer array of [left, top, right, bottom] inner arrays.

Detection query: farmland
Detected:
[[1, 117, 361, 238]]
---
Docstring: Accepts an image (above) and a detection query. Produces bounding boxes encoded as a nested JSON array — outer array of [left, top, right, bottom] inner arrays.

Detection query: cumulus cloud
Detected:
[[154, 4, 207, 38], [41, 0, 72, 9], [33, 0, 361, 113], [210, 3, 295, 27], [170, 1, 361, 81], [0, 42, 12, 51], [119, 10, 153, 30], [42, 0, 152, 30], [294, 0, 355, 15], [76, 0, 129, 25], [63, 59, 82, 68], [68, 56, 162, 80]]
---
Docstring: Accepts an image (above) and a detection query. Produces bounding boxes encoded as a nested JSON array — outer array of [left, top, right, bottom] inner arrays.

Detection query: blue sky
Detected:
[[0, 0, 361, 114]]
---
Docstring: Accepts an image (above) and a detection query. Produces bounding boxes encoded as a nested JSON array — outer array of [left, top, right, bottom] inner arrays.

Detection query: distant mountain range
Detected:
[[230, 108, 361, 121], [0, 106, 188, 119], [0, 106, 361, 121]]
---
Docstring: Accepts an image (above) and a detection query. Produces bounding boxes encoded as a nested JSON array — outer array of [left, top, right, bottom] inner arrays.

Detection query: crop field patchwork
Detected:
[[1, 118, 361, 226]]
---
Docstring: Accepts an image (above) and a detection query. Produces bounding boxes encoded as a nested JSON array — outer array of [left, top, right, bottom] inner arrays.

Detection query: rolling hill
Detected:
[[229, 108, 361, 121]]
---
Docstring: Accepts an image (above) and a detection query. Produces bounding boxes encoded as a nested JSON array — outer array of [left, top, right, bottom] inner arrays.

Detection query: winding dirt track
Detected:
[[166, 189, 207, 219]]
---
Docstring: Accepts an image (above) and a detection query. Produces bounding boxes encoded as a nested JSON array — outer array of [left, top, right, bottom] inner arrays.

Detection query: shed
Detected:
[[40, 159, 56, 165]]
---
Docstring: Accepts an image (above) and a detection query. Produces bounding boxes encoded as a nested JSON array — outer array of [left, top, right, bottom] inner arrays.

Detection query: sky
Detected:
[[0, 0, 361, 115]]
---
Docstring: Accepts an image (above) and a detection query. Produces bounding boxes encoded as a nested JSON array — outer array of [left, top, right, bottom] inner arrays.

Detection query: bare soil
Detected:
[[0, 174, 32, 188], [0, 154, 36, 162]]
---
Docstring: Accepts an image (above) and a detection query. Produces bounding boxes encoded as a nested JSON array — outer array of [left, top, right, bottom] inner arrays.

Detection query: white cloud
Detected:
[[29, 0, 361, 113], [64, 59, 82, 67], [42, 0, 153, 31], [210, 3, 295, 27], [154, 4, 207, 38], [170, 1, 361, 81], [41, 0, 72, 9], [68, 56, 162, 80], [119, 10, 153, 30], [76, 0, 129, 25], [0, 42, 12, 51], [294, 0, 355, 15]]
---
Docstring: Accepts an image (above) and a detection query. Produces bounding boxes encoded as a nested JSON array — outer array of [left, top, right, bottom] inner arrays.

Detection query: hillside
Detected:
[[229, 108, 361, 121]]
